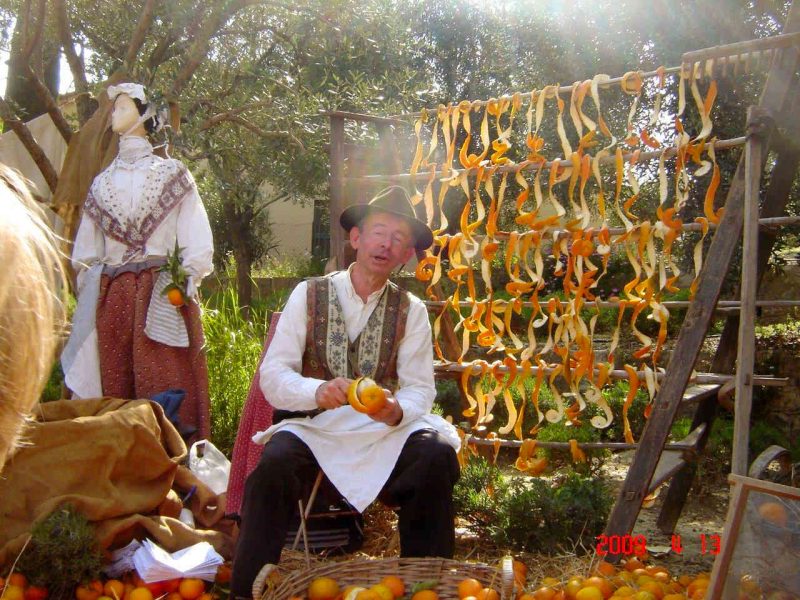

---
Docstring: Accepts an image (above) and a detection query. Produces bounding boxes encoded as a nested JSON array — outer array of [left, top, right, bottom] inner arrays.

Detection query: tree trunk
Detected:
[[5, 10, 60, 124], [221, 195, 253, 318]]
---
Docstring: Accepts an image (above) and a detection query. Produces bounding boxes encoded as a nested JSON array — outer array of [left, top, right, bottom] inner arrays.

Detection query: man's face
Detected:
[[350, 211, 416, 279], [111, 94, 140, 134]]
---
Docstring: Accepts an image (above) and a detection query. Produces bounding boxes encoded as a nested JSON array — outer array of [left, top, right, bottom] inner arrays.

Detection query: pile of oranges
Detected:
[[292, 558, 721, 600], [517, 558, 712, 600], [0, 565, 232, 600]]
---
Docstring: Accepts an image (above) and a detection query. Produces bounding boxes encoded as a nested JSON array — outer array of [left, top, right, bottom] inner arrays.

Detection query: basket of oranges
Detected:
[[255, 556, 515, 600]]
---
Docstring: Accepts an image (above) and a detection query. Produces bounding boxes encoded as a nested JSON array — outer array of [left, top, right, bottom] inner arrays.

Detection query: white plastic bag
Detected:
[[188, 440, 231, 495]]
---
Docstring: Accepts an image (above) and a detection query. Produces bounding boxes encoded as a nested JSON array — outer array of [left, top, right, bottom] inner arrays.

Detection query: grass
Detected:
[[202, 285, 288, 457]]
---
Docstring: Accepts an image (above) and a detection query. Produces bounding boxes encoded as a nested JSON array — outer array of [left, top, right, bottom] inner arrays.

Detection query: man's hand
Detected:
[[315, 377, 351, 410], [370, 389, 403, 426]]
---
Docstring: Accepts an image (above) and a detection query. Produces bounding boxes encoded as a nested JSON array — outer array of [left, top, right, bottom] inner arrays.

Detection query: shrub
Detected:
[[453, 458, 613, 554], [15, 505, 104, 598], [452, 457, 505, 534], [498, 472, 613, 553]]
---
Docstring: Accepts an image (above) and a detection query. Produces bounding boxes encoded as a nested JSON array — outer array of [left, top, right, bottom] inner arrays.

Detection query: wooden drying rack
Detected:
[[325, 3, 800, 565]]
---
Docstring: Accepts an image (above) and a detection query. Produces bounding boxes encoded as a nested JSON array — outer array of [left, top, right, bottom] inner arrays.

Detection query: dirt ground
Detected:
[[608, 450, 727, 576]]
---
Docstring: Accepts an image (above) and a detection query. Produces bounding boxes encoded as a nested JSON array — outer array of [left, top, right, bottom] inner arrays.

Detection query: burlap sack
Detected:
[[0, 398, 233, 566]]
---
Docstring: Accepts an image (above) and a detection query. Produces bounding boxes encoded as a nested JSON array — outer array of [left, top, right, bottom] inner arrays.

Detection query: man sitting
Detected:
[[230, 187, 461, 596]]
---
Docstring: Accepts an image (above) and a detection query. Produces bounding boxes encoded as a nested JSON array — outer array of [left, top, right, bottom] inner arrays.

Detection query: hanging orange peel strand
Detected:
[[406, 66, 721, 444]]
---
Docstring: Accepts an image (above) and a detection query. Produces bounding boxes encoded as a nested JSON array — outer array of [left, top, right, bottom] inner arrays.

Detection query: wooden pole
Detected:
[[434, 361, 786, 387], [656, 88, 800, 532], [732, 107, 771, 475], [425, 299, 800, 310], [350, 136, 747, 184], [329, 115, 346, 268]]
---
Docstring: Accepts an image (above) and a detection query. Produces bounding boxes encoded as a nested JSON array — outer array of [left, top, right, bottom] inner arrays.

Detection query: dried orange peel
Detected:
[[347, 377, 387, 414]]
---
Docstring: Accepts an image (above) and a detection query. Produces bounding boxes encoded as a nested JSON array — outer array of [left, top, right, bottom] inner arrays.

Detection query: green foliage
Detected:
[[202, 284, 284, 457], [433, 378, 463, 424], [756, 318, 800, 346], [499, 472, 613, 554], [39, 362, 65, 403], [452, 456, 505, 534], [255, 253, 326, 279], [15, 505, 104, 597], [601, 381, 650, 443], [669, 413, 800, 491], [535, 418, 605, 475], [453, 458, 613, 554]]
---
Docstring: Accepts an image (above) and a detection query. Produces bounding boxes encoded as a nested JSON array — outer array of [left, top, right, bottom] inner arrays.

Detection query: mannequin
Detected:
[[62, 83, 214, 439]]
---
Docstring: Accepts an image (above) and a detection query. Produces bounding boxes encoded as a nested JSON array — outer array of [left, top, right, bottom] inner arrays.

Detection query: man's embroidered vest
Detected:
[[302, 275, 410, 390]]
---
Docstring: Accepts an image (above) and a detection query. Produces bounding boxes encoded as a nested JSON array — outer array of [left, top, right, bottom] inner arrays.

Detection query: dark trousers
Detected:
[[230, 429, 460, 597]]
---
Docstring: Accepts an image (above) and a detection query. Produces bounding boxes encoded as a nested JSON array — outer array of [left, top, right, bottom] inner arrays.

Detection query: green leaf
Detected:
[[410, 580, 438, 594]]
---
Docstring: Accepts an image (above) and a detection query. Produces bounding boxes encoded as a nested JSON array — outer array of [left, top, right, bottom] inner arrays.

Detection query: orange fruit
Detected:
[[662, 595, 685, 600], [165, 594, 182, 600], [197, 594, 212, 600], [513, 560, 529, 584], [685, 580, 708, 598], [215, 565, 232, 585], [758, 501, 788, 527], [576, 588, 604, 600], [347, 377, 387, 414], [381, 576, 404, 598], [166, 288, 185, 307], [458, 579, 484, 599], [595, 562, 617, 577], [8, 575, 27, 588], [565, 579, 584, 600], [24, 587, 49, 600], [162, 581, 180, 594], [519, 595, 536, 600], [630, 593, 656, 600], [613, 586, 635, 597], [75, 585, 101, 600], [369, 584, 394, 600], [341, 587, 366, 600], [533, 587, 558, 600], [638, 582, 664, 600], [355, 592, 380, 600], [476, 589, 499, 600], [127, 589, 152, 600], [104, 581, 125, 600], [624, 559, 644, 572], [177, 580, 204, 600], [583, 577, 613, 600], [410, 591, 439, 600], [308, 577, 341, 600], [2, 587, 24, 600]]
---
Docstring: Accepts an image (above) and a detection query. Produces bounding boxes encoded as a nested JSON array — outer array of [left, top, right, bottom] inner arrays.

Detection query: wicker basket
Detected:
[[256, 556, 515, 600]]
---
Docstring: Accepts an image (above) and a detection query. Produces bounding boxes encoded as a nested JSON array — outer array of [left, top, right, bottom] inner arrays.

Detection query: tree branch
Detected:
[[0, 96, 59, 193], [22, 65, 73, 142], [20, 0, 46, 62], [197, 99, 275, 129], [124, 0, 158, 70], [200, 114, 305, 149], [168, 0, 261, 100], [54, 0, 93, 125]]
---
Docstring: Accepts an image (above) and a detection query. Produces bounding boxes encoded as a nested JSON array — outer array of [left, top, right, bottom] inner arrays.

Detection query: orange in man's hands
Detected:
[[347, 377, 387, 414]]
